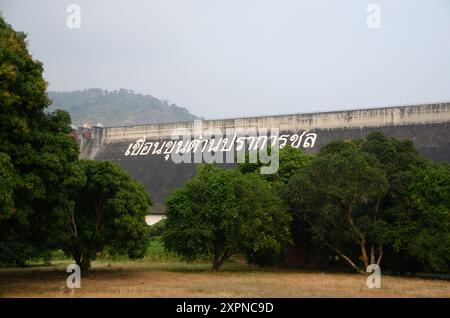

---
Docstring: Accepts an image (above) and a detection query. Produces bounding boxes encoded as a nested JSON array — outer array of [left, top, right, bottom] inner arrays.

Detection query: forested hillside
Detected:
[[48, 88, 199, 127]]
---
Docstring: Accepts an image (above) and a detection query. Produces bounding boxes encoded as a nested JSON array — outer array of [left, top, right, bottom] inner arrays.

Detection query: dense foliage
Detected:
[[380, 164, 450, 273], [0, 16, 82, 265], [0, 16, 152, 270], [284, 133, 450, 273], [1, 15, 448, 275], [163, 165, 292, 270], [238, 145, 314, 185], [63, 160, 151, 272], [285, 140, 389, 272], [162, 136, 450, 273]]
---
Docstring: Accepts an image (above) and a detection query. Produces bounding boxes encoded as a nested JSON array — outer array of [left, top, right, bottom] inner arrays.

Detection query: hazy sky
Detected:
[[2, 0, 450, 118]]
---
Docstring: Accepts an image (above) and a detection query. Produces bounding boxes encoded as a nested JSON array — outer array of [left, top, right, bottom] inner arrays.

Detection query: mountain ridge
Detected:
[[48, 88, 200, 127]]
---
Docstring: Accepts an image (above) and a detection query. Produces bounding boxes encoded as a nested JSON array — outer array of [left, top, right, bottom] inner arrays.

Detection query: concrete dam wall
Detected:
[[76, 102, 450, 214]]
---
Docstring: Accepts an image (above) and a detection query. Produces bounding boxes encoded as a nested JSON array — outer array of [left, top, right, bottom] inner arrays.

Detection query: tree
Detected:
[[163, 165, 291, 270], [0, 16, 82, 265], [238, 145, 315, 260], [0, 153, 15, 217], [380, 163, 450, 273], [148, 219, 166, 239], [276, 146, 314, 184], [285, 141, 388, 273], [359, 131, 428, 178], [358, 131, 434, 272], [238, 145, 313, 184], [63, 160, 151, 273]]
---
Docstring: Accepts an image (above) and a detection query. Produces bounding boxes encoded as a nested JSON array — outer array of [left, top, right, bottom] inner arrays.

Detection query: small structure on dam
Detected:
[[75, 102, 450, 217]]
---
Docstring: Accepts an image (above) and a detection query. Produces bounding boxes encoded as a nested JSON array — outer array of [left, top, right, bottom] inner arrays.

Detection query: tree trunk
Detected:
[[370, 244, 383, 266], [306, 217, 364, 273], [376, 244, 383, 265], [72, 248, 81, 267], [322, 241, 364, 274], [211, 252, 231, 271], [370, 245, 376, 264], [79, 258, 91, 274], [212, 259, 221, 271], [72, 250, 91, 274], [212, 251, 220, 271], [360, 238, 369, 269], [346, 205, 369, 270], [338, 252, 364, 274]]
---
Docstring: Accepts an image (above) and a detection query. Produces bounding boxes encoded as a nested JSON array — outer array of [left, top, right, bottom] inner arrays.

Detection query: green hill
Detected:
[[48, 88, 200, 127]]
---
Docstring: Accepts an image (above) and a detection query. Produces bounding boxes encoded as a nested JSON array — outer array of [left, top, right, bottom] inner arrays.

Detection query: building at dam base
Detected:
[[75, 102, 450, 216]]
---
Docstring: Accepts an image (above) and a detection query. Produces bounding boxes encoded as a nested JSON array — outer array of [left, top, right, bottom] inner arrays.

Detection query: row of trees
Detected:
[[0, 16, 151, 272], [162, 135, 450, 273], [1, 14, 448, 275], [285, 134, 450, 273]]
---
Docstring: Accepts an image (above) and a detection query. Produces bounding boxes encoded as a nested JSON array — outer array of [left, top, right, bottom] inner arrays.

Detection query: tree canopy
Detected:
[[0, 16, 82, 265], [285, 140, 388, 272], [284, 132, 450, 273], [0, 16, 153, 269], [380, 163, 450, 273], [238, 145, 314, 185], [64, 160, 151, 272], [163, 164, 291, 270]]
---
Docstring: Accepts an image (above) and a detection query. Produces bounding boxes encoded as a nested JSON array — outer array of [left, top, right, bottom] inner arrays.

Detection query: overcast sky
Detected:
[[2, 0, 450, 119]]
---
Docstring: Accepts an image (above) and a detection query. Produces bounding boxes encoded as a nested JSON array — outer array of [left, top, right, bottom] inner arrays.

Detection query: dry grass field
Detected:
[[1, 260, 449, 298]]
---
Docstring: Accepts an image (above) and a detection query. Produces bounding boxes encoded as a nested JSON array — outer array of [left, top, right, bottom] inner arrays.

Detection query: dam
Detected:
[[75, 102, 450, 217]]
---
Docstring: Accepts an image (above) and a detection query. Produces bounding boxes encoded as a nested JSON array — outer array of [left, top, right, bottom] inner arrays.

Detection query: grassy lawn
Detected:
[[1, 239, 449, 298], [1, 257, 449, 298]]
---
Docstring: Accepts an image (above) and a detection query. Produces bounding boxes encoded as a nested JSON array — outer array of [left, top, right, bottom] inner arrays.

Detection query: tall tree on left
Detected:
[[0, 16, 84, 266]]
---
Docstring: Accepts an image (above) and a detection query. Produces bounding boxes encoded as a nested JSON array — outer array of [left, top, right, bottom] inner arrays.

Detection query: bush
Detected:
[[148, 219, 166, 239]]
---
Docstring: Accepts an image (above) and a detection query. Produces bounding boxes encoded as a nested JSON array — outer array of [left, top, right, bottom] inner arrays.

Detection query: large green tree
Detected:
[[0, 16, 82, 265], [163, 165, 291, 270], [380, 163, 450, 273], [238, 145, 315, 259], [285, 132, 450, 274], [64, 160, 151, 272], [285, 141, 388, 272], [357, 131, 439, 272]]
